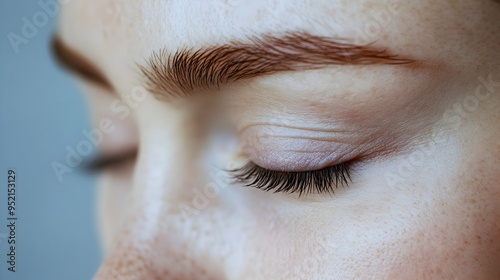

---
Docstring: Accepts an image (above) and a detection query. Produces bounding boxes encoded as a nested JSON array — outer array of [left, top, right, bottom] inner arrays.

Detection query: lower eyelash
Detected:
[[229, 162, 352, 196]]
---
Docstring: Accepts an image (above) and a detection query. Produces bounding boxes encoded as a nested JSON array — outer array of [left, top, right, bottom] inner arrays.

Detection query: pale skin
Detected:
[[56, 0, 500, 279]]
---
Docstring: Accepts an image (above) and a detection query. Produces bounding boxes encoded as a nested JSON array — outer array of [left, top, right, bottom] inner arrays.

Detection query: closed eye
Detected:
[[229, 161, 352, 197], [82, 149, 138, 172]]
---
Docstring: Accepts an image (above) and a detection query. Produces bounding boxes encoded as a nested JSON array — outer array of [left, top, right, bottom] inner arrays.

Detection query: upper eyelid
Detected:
[[239, 128, 361, 171]]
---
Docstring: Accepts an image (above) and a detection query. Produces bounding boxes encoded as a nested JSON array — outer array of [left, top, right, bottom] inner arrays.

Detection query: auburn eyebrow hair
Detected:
[[51, 36, 113, 91], [139, 31, 414, 101]]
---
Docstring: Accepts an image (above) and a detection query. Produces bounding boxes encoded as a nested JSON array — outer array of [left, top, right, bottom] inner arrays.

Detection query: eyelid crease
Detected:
[[237, 122, 352, 135], [255, 134, 358, 145]]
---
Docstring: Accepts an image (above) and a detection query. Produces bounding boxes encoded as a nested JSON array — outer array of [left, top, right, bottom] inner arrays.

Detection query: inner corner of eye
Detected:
[[223, 153, 249, 170]]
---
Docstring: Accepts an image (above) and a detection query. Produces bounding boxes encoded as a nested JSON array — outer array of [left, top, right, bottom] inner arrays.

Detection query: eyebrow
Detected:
[[51, 36, 113, 91], [139, 31, 414, 101]]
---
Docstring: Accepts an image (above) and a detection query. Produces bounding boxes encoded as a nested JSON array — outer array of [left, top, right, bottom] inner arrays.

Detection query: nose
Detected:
[[93, 119, 236, 279]]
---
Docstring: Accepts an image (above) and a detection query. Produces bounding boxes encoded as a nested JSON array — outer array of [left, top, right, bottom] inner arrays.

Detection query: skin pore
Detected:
[[55, 0, 499, 279]]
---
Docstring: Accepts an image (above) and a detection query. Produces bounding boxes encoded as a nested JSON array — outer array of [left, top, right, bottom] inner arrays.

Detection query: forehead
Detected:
[[58, 0, 492, 50], [58, 0, 420, 58]]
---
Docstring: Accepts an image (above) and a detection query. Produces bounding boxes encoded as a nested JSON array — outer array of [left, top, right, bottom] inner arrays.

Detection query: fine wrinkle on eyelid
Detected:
[[254, 141, 358, 157], [236, 122, 352, 134], [277, 149, 344, 154], [244, 138, 362, 170], [257, 134, 358, 144], [238, 121, 374, 147]]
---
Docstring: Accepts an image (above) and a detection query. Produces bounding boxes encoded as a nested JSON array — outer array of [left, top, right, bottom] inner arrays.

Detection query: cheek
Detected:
[[391, 143, 500, 278]]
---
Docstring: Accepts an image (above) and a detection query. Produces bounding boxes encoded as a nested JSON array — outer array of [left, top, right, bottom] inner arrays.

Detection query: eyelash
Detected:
[[82, 150, 137, 172], [230, 162, 352, 196]]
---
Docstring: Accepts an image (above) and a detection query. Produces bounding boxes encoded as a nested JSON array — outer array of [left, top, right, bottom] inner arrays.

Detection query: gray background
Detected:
[[0, 1, 101, 279]]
